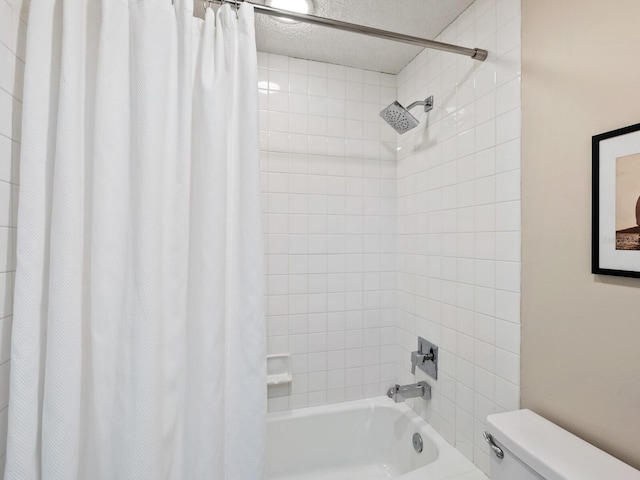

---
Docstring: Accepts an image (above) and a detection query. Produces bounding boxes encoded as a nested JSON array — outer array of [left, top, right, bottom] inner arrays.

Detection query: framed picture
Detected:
[[592, 122, 640, 278]]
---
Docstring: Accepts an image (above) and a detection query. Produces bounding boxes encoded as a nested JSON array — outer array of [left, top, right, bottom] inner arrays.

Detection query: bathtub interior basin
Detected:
[[266, 396, 486, 480]]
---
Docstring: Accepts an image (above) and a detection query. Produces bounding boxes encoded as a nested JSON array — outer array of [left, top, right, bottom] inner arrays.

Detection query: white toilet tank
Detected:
[[486, 409, 640, 480]]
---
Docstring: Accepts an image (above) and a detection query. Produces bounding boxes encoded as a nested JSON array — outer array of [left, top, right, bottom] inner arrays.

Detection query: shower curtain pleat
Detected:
[[5, 1, 266, 479]]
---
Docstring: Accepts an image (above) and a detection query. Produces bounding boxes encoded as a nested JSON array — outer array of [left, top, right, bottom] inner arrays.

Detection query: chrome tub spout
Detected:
[[387, 381, 431, 403]]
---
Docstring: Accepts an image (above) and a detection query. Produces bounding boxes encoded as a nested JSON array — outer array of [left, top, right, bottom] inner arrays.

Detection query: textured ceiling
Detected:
[[195, 0, 475, 74]]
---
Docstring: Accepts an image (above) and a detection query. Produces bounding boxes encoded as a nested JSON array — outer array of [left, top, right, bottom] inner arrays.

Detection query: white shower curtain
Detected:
[[5, 1, 266, 479]]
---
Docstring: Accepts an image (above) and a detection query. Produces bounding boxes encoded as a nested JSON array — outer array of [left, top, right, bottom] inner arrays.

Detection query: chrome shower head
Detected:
[[379, 96, 434, 135], [380, 102, 419, 134]]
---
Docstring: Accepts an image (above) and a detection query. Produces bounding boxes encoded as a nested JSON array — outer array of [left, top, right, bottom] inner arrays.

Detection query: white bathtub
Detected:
[[266, 396, 488, 480]]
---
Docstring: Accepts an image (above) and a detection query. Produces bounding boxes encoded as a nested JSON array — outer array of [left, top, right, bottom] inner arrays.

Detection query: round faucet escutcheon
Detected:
[[412, 433, 423, 453]]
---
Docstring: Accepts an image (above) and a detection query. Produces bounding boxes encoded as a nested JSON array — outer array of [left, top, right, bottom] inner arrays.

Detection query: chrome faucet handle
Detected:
[[410, 337, 439, 379], [411, 350, 434, 374]]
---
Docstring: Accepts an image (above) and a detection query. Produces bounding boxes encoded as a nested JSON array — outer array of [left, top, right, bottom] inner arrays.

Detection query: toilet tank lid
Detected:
[[487, 410, 640, 480]]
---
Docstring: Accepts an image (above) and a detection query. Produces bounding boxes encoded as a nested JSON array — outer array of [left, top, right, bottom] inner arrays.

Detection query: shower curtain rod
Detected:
[[211, 0, 489, 61]]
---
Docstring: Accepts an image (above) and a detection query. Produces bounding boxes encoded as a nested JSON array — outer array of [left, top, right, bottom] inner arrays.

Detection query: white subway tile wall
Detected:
[[259, 52, 400, 411], [394, 0, 521, 475], [0, 0, 27, 476]]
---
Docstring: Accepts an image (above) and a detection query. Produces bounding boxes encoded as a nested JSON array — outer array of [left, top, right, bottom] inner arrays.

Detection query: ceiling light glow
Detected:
[[266, 0, 314, 23]]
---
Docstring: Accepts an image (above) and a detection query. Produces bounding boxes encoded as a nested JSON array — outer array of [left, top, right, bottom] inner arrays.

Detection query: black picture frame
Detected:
[[592, 122, 640, 278]]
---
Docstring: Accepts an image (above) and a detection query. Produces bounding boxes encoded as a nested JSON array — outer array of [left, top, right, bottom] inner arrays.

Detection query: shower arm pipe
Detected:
[[406, 96, 434, 112], [211, 0, 489, 61]]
